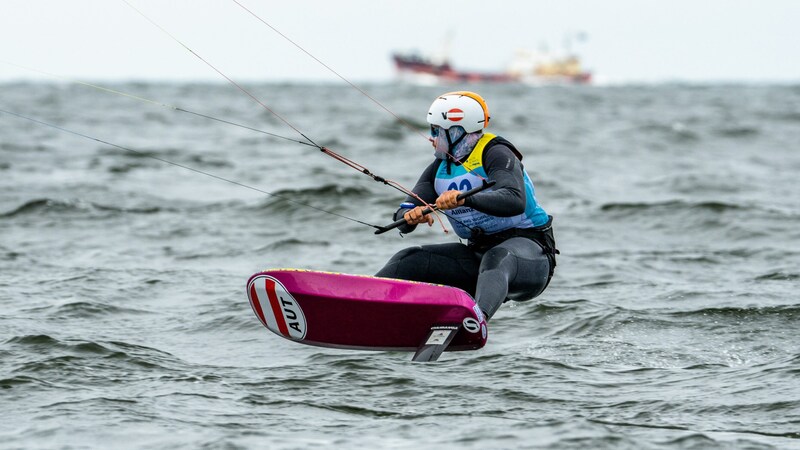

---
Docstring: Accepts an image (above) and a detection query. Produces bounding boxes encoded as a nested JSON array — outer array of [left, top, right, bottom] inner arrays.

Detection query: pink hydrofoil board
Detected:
[[246, 269, 488, 361]]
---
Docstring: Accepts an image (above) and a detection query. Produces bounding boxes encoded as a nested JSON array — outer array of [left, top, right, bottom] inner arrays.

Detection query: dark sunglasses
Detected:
[[430, 125, 441, 137]]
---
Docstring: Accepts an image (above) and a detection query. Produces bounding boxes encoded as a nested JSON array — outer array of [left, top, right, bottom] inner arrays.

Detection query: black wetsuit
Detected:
[[375, 141, 557, 319]]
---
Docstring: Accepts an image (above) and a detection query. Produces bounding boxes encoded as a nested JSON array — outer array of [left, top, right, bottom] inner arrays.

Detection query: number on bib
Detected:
[[447, 180, 472, 192]]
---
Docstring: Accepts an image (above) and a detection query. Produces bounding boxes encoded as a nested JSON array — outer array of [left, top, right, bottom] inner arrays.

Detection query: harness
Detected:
[[434, 135, 559, 272], [468, 215, 559, 277]]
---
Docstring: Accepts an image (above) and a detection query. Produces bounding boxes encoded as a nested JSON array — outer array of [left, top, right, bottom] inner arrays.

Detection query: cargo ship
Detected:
[[392, 49, 592, 85], [391, 52, 517, 84]]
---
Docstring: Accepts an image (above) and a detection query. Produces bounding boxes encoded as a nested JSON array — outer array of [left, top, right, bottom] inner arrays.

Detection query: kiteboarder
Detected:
[[375, 91, 558, 320]]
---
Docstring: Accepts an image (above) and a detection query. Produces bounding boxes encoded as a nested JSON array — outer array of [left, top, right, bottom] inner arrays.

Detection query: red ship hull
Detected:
[[392, 53, 591, 85]]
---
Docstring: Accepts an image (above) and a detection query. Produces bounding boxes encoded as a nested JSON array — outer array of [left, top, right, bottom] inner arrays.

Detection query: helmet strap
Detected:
[[446, 128, 467, 159]]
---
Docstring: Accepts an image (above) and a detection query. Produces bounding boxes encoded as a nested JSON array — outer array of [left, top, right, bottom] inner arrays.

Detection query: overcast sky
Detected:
[[1, 0, 798, 83]]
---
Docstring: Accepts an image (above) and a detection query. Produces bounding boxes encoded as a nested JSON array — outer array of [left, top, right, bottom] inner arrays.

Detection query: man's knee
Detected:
[[479, 246, 513, 273], [390, 246, 425, 263]]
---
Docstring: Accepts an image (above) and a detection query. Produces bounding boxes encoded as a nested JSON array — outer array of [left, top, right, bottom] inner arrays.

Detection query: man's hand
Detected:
[[403, 206, 434, 226], [435, 190, 465, 210]]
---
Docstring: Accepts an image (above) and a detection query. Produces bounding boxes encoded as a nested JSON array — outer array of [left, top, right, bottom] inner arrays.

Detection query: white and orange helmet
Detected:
[[427, 91, 490, 133]]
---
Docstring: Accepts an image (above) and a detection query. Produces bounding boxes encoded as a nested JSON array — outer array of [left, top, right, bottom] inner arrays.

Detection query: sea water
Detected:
[[1, 82, 799, 449]]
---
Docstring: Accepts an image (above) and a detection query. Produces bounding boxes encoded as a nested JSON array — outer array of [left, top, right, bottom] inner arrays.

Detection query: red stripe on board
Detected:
[[249, 283, 267, 326], [265, 279, 289, 336]]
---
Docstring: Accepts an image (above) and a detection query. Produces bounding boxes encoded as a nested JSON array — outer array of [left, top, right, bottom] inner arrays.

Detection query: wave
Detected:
[[42, 397, 140, 409], [765, 111, 800, 123], [652, 173, 745, 196], [637, 122, 701, 142], [98, 146, 235, 173], [5, 334, 65, 347], [0, 198, 87, 217], [189, 313, 259, 333], [668, 304, 800, 318], [0, 198, 167, 218], [0, 375, 52, 389], [5, 335, 126, 356], [600, 199, 745, 214], [100, 146, 187, 160], [1, 142, 51, 152], [370, 118, 414, 141], [713, 125, 760, 138], [28, 301, 155, 318], [4, 335, 180, 372], [259, 238, 330, 251], [184, 154, 234, 169], [0, 247, 22, 261], [302, 352, 387, 370], [105, 162, 159, 173], [270, 184, 371, 199], [143, 111, 171, 124], [754, 271, 800, 281], [547, 311, 626, 337], [256, 184, 371, 213]]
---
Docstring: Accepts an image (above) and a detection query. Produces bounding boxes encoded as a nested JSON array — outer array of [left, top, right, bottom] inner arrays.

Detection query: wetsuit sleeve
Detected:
[[391, 160, 440, 233], [463, 144, 526, 217]]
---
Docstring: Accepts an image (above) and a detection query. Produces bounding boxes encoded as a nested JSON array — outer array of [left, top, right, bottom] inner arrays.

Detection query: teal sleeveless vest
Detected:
[[434, 133, 549, 239]]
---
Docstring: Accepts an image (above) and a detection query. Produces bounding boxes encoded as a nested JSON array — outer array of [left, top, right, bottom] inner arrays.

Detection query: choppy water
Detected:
[[1, 81, 799, 449]]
